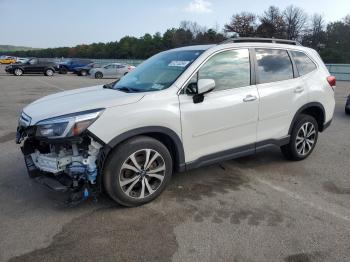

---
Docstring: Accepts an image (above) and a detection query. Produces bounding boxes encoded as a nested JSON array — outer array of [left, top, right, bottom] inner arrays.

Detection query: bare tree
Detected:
[[257, 6, 285, 38], [283, 5, 308, 40], [344, 15, 350, 25], [180, 21, 206, 37], [310, 14, 325, 35], [224, 12, 257, 37], [302, 13, 326, 50]]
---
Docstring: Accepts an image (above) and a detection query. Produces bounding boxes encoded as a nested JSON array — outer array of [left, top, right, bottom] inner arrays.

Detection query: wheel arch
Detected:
[[289, 102, 326, 134], [44, 66, 55, 72], [103, 126, 186, 172], [14, 66, 25, 71], [13, 66, 25, 74]]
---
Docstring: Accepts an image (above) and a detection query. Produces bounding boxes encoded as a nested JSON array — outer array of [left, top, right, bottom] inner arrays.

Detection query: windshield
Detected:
[[113, 50, 204, 92]]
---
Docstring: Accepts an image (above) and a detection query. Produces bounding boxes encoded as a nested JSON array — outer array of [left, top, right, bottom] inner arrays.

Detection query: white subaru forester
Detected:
[[16, 38, 335, 206]]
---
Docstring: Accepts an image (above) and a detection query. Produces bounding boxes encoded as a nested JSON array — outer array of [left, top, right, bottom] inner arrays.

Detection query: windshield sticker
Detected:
[[151, 84, 164, 90], [168, 61, 190, 67]]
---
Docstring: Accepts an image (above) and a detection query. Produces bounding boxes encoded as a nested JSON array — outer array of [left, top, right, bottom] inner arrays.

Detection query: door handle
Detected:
[[243, 95, 257, 102], [294, 86, 304, 93]]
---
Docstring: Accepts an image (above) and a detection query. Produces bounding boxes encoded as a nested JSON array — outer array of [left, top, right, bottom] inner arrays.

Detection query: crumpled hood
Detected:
[[23, 85, 144, 124]]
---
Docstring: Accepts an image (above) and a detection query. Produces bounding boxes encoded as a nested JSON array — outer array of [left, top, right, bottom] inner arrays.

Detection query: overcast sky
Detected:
[[0, 0, 349, 48]]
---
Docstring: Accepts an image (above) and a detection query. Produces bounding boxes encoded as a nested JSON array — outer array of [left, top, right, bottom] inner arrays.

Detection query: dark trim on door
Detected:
[[186, 143, 255, 170], [255, 136, 290, 152], [185, 136, 290, 171]]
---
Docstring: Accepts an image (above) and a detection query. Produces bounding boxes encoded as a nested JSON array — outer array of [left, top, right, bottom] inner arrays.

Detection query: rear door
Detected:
[[254, 48, 307, 142]]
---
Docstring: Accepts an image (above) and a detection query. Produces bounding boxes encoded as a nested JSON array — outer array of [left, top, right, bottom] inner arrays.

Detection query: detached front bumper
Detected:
[[17, 124, 105, 203]]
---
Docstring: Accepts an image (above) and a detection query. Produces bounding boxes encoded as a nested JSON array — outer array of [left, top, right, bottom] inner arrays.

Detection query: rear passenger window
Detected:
[[291, 51, 317, 76], [255, 49, 294, 84]]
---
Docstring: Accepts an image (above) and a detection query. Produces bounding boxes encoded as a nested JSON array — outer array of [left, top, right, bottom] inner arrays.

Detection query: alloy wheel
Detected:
[[14, 69, 22, 76], [119, 149, 166, 199], [295, 122, 316, 156], [46, 69, 53, 76]]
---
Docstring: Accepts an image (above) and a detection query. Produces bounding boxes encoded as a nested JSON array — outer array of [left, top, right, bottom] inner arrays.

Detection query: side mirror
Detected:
[[193, 79, 215, 104], [198, 79, 215, 94]]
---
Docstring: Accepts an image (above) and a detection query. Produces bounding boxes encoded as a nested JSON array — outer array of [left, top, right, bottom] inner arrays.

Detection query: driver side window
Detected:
[[29, 59, 38, 65], [184, 49, 251, 94]]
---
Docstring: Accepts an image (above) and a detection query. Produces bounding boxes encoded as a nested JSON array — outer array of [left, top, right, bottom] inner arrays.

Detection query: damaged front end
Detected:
[[16, 109, 106, 205]]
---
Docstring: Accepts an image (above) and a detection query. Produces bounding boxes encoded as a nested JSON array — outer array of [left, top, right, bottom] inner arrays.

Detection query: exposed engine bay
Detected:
[[19, 128, 104, 205]]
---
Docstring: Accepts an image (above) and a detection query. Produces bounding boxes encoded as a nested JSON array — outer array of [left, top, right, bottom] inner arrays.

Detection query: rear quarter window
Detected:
[[255, 49, 294, 84], [291, 51, 317, 76]]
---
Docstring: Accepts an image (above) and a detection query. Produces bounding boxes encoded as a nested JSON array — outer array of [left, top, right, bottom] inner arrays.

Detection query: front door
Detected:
[[26, 58, 39, 73], [179, 49, 259, 163]]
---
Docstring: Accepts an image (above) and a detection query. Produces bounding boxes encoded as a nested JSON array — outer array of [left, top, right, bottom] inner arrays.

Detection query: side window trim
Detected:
[[290, 50, 318, 77], [179, 48, 252, 95], [254, 48, 295, 85], [287, 50, 299, 78], [249, 48, 257, 86]]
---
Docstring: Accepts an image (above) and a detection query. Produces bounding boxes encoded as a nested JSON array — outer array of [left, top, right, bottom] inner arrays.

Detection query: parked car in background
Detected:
[[90, 63, 135, 79], [16, 38, 335, 206], [73, 62, 103, 76], [16, 57, 29, 64], [5, 58, 56, 76], [346, 95, 350, 115], [0, 56, 16, 64], [58, 59, 93, 74]]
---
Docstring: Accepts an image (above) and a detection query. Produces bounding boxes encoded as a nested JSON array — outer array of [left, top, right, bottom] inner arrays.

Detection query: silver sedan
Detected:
[[89, 63, 135, 79]]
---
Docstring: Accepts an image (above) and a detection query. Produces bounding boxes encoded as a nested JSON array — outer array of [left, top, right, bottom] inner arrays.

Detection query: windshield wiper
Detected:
[[103, 80, 118, 89], [115, 86, 141, 93], [103, 83, 114, 89]]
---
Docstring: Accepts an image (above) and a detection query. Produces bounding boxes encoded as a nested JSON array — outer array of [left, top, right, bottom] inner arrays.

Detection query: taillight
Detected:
[[327, 76, 336, 88]]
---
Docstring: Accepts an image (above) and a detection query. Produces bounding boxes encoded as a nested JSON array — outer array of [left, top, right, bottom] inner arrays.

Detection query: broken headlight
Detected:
[[35, 109, 104, 138]]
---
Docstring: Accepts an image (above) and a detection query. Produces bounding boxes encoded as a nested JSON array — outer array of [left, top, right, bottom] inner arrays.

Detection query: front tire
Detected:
[[95, 72, 103, 79], [103, 136, 173, 207], [45, 68, 54, 76], [281, 114, 318, 161], [81, 70, 87, 76], [14, 68, 23, 76]]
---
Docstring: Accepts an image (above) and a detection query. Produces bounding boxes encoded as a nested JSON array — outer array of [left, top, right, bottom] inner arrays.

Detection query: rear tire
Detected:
[[95, 72, 103, 79], [281, 114, 318, 161], [345, 107, 350, 115], [103, 136, 173, 207]]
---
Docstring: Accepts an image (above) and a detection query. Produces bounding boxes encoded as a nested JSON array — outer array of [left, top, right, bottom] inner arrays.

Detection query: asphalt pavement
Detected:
[[0, 65, 350, 262]]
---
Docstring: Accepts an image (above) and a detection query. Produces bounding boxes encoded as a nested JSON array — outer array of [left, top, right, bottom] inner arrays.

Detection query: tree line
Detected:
[[4, 5, 350, 63]]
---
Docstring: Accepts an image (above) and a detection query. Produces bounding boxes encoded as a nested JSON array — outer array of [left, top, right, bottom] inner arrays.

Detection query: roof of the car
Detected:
[[168, 42, 311, 54], [169, 45, 216, 51]]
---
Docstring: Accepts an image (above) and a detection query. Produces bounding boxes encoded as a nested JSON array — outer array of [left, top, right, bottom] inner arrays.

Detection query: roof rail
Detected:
[[221, 37, 302, 46]]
